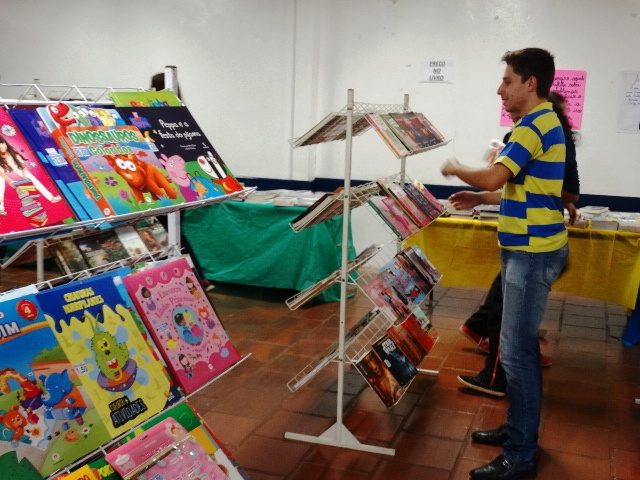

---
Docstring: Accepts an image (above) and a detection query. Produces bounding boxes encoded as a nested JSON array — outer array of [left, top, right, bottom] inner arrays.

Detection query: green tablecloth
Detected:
[[182, 201, 355, 302]]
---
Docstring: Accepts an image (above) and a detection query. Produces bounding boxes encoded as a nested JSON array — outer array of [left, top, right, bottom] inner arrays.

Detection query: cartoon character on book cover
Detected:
[[0, 110, 75, 235], [115, 106, 244, 200], [0, 287, 112, 477], [122, 256, 241, 395], [37, 271, 172, 438], [37, 103, 186, 216]]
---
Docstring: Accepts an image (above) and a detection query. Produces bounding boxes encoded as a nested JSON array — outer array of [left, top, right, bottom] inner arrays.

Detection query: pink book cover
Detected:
[[0, 109, 75, 234], [106, 418, 227, 479], [123, 256, 241, 394]]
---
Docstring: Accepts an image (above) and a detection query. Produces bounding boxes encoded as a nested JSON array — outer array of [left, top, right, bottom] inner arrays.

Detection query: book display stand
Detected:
[[0, 80, 252, 479], [284, 90, 448, 456]]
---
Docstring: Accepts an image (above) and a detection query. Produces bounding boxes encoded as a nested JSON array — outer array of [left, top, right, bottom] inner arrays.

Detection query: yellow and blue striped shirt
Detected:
[[495, 102, 568, 253]]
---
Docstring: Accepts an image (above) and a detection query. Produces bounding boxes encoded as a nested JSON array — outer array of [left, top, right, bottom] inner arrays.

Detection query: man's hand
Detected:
[[441, 158, 461, 177], [565, 203, 578, 226], [448, 191, 481, 210]]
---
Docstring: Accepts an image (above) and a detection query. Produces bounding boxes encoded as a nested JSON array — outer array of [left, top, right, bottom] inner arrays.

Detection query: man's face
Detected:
[[497, 65, 530, 119]]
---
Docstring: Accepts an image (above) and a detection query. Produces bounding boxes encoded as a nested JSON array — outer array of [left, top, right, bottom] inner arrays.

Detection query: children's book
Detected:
[[9, 108, 95, 223], [354, 350, 405, 408], [109, 90, 183, 107], [122, 256, 242, 395], [106, 417, 227, 479], [37, 103, 186, 217], [37, 270, 172, 438], [115, 401, 249, 480], [371, 335, 417, 387], [0, 286, 112, 478], [0, 109, 75, 235], [115, 106, 244, 200]]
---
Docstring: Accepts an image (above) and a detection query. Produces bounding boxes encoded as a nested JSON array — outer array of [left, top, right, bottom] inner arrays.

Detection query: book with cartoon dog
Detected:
[[122, 256, 242, 395], [37, 270, 172, 438]]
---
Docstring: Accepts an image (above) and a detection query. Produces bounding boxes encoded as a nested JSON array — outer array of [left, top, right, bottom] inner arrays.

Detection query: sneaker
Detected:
[[540, 354, 553, 367], [458, 374, 506, 397], [460, 324, 490, 354]]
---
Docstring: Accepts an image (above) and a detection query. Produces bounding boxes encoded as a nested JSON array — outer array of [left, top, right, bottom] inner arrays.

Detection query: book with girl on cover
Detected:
[[37, 269, 172, 438], [122, 256, 241, 395], [0, 109, 75, 235]]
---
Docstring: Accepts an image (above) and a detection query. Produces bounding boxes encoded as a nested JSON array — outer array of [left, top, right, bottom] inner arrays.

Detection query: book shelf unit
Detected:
[[0, 81, 253, 479], [284, 90, 447, 456]]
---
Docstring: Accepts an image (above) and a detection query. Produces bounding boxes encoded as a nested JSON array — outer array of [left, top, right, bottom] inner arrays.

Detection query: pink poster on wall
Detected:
[[500, 69, 586, 129]]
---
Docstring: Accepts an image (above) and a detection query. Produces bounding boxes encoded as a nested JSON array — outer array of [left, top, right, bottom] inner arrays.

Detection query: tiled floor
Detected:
[[3, 264, 639, 480]]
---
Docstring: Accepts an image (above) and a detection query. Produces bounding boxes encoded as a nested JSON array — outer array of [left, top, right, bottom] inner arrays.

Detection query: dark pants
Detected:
[[464, 272, 506, 390]]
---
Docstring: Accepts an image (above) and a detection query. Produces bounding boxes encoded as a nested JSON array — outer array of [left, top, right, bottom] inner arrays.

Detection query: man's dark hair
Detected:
[[502, 48, 555, 99]]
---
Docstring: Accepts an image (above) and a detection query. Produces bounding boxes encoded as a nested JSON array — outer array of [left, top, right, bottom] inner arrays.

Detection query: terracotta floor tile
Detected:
[[540, 421, 610, 458]]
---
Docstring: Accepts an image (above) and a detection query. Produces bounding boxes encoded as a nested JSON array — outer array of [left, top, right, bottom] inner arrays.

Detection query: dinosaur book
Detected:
[[37, 102, 186, 217], [0, 286, 111, 478], [122, 256, 242, 395], [37, 270, 171, 438]]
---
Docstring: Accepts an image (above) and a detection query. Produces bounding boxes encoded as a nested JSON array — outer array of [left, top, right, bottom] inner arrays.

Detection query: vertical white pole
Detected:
[[165, 65, 181, 250], [336, 89, 355, 438]]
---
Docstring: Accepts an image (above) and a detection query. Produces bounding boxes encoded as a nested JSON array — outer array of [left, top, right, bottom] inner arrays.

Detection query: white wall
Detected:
[[2, 0, 639, 198]]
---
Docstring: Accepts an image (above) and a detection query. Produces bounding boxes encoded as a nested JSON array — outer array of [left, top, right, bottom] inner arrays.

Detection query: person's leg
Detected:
[[499, 245, 568, 463], [463, 272, 502, 338]]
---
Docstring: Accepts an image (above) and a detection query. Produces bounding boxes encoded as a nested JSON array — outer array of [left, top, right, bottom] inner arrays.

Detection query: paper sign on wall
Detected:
[[500, 69, 586, 129], [420, 59, 454, 84], [616, 70, 640, 133]]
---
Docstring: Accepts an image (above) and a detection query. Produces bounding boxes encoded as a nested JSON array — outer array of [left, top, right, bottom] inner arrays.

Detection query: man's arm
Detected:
[[441, 158, 513, 192], [448, 190, 502, 210]]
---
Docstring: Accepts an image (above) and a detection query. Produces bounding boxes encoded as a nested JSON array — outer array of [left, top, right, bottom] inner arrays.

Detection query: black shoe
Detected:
[[470, 453, 537, 479], [458, 374, 506, 397], [471, 424, 508, 446]]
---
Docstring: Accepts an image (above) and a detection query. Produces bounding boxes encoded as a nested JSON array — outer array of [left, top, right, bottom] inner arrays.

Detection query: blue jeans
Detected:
[[499, 244, 568, 463]]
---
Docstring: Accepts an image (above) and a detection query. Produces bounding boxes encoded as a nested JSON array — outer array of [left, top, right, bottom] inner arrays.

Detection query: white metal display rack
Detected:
[[284, 89, 446, 456]]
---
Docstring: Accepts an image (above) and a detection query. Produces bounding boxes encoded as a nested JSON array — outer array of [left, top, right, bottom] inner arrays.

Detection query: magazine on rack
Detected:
[[289, 182, 380, 232], [291, 112, 371, 147], [380, 112, 448, 152], [286, 244, 384, 310]]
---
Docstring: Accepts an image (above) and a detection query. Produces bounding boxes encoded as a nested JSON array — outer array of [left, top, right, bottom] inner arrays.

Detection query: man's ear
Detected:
[[527, 76, 538, 93]]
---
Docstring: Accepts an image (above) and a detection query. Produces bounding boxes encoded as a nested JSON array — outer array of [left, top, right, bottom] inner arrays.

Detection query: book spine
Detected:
[[367, 198, 403, 239], [377, 179, 429, 227], [403, 184, 439, 221]]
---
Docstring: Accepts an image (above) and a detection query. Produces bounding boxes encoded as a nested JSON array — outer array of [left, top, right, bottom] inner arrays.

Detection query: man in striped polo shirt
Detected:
[[441, 48, 568, 480]]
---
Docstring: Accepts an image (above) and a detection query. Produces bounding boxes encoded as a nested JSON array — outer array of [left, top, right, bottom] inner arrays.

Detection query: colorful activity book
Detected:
[[37, 269, 172, 438], [115, 401, 249, 480], [0, 109, 75, 235], [108, 90, 183, 108], [106, 417, 227, 480], [37, 103, 186, 217], [123, 256, 242, 395], [0, 286, 112, 478], [115, 106, 244, 201]]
